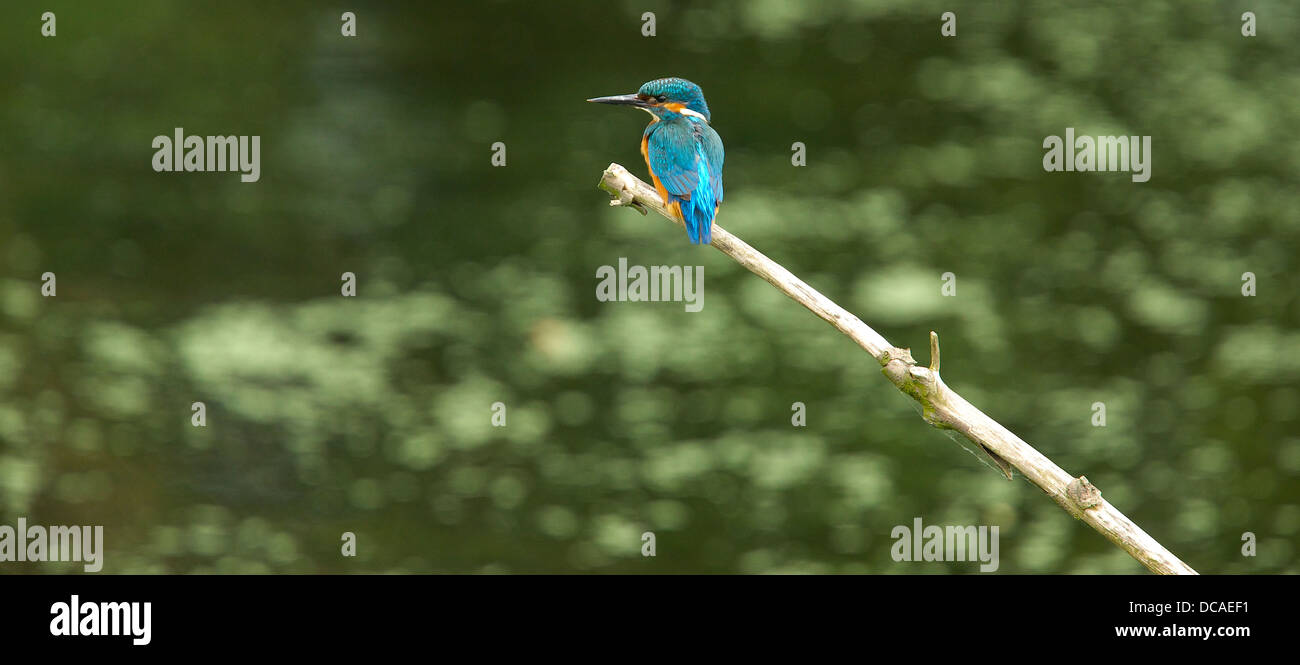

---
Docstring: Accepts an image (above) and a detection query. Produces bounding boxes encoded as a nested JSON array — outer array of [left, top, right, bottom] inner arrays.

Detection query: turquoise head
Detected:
[[588, 77, 712, 123]]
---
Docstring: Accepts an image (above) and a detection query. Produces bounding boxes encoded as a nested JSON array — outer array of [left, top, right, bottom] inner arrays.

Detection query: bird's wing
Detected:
[[646, 122, 704, 201], [698, 123, 724, 203], [647, 119, 724, 245]]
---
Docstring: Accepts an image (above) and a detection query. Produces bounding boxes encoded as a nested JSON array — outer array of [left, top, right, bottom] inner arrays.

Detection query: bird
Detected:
[[589, 77, 725, 245]]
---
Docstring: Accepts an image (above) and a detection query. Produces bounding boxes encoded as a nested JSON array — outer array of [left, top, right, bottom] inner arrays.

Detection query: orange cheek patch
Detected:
[[663, 102, 686, 113]]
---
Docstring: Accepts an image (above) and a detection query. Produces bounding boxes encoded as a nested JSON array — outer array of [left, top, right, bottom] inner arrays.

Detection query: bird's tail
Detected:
[[677, 196, 715, 245]]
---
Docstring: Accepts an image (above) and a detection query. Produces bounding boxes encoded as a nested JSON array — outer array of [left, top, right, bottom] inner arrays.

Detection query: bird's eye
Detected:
[[657, 95, 667, 102]]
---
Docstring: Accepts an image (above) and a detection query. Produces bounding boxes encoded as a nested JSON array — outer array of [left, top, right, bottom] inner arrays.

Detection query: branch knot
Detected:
[[880, 333, 945, 425], [1067, 476, 1103, 510]]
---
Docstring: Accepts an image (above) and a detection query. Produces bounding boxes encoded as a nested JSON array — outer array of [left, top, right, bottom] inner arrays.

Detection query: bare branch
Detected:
[[597, 162, 1197, 575]]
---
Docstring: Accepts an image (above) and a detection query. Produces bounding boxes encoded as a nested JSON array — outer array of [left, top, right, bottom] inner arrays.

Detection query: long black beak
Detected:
[[587, 93, 649, 108]]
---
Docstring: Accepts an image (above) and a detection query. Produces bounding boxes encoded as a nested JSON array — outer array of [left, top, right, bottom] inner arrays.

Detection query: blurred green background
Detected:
[[1, 0, 1297, 573]]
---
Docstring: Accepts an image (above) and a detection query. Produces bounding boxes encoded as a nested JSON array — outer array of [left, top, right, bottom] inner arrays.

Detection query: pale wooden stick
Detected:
[[598, 163, 1197, 575]]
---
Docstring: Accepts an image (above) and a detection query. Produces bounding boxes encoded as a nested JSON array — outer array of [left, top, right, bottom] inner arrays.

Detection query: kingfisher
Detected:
[[589, 77, 724, 245]]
